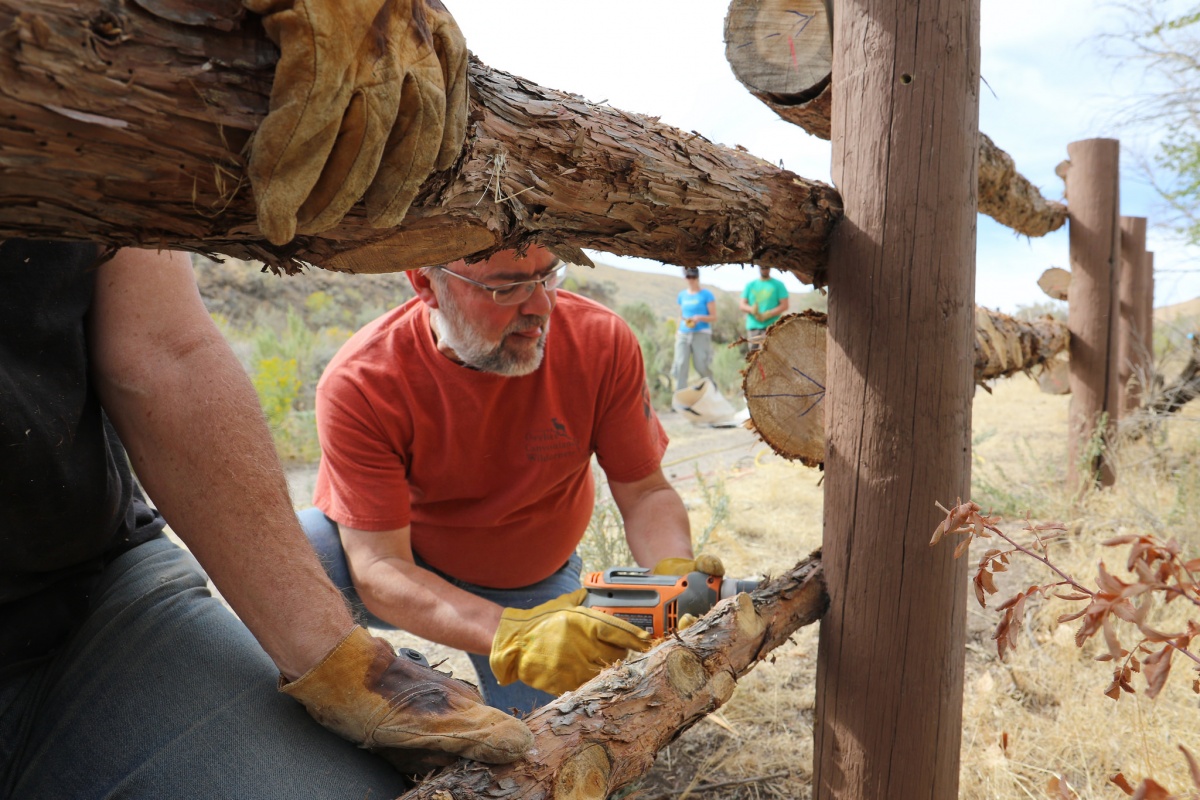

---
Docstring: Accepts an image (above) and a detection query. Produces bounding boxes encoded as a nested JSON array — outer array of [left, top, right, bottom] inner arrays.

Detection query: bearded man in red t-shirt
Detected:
[[301, 245, 723, 713]]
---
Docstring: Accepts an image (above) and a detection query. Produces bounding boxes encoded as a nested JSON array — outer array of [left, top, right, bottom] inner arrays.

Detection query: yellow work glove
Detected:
[[651, 555, 725, 578], [244, 0, 468, 245], [281, 626, 532, 774], [490, 589, 653, 696]]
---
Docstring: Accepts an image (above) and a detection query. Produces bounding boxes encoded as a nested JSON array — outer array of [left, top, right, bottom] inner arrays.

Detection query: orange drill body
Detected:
[[582, 567, 760, 637]]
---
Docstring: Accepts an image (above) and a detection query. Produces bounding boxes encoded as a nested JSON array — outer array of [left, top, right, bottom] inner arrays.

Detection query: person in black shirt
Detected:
[[0, 244, 530, 799]]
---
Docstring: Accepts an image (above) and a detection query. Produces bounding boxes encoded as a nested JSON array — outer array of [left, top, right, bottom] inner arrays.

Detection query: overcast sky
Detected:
[[448, 0, 1197, 312]]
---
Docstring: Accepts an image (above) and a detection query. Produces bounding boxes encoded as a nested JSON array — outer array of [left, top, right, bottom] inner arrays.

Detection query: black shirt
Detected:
[[0, 240, 164, 677]]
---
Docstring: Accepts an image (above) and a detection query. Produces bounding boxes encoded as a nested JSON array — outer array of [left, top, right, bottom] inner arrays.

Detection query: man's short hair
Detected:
[[683, 267, 700, 278]]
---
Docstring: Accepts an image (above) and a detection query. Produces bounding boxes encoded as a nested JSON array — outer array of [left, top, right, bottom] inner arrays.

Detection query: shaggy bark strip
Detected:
[[723, 2, 1065, 238], [977, 132, 1068, 237], [974, 306, 1070, 383], [400, 554, 827, 800], [0, 1, 841, 278], [743, 309, 1068, 464]]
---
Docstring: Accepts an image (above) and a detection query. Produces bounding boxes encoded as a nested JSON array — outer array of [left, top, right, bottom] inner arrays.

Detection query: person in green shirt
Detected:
[[739, 266, 790, 351]]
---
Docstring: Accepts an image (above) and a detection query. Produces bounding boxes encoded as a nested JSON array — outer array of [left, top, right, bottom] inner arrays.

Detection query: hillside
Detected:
[[1156, 295, 1200, 325], [567, 260, 824, 320], [192, 254, 825, 328]]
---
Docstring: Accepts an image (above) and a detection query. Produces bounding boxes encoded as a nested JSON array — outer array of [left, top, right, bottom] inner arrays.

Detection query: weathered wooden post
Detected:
[[1118, 216, 1149, 413], [1064, 139, 1121, 489], [1142, 251, 1156, 379], [813, 0, 978, 797]]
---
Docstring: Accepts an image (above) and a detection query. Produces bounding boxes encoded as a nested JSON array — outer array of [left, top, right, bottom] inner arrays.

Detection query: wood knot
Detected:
[[666, 649, 708, 698], [555, 743, 610, 800], [734, 590, 766, 638]]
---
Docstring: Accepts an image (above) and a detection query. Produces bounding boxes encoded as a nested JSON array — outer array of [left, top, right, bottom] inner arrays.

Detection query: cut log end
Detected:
[[724, 0, 832, 98], [743, 311, 828, 466]]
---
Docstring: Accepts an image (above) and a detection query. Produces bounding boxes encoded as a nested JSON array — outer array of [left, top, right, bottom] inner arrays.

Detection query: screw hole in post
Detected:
[[900, 73, 913, 85]]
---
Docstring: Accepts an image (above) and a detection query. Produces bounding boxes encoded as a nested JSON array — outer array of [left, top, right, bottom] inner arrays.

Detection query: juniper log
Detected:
[[724, 0, 1066, 238], [743, 309, 1069, 466], [400, 553, 827, 800], [0, 0, 841, 277]]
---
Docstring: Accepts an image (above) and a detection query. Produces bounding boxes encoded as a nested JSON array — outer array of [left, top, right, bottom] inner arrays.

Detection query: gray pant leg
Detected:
[[672, 330, 693, 390], [691, 332, 714, 381], [0, 537, 408, 800]]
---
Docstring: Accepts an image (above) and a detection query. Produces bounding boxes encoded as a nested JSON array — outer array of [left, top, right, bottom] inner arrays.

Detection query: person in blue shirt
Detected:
[[739, 266, 790, 352], [673, 267, 717, 390]]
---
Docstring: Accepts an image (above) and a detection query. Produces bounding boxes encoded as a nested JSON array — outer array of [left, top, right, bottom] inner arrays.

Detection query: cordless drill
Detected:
[[582, 567, 762, 637]]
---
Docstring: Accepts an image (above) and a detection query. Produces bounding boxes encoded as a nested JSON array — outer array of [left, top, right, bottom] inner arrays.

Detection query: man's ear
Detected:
[[408, 268, 440, 309]]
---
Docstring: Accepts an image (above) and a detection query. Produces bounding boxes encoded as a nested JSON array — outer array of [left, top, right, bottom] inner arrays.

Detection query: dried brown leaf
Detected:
[[1180, 745, 1200, 790], [1142, 646, 1173, 700], [1110, 772, 1135, 795], [953, 535, 973, 560], [1047, 775, 1080, 799], [1130, 778, 1172, 800]]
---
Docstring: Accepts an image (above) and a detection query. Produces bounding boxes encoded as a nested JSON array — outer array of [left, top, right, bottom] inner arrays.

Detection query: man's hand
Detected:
[[651, 555, 725, 578], [490, 589, 652, 696], [244, 0, 468, 245], [282, 626, 532, 773]]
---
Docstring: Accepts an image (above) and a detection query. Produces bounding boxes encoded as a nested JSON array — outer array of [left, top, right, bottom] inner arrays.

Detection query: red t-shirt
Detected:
[[313, 292, 668, 588]]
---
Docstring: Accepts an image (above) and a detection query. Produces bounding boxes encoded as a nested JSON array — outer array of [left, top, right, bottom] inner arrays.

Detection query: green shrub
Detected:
[[619, 301, 677, 409], [253, 356, 301, 428]]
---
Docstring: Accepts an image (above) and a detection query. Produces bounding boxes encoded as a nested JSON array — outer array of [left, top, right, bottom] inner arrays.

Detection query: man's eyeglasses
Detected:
[[435, 261, 568, 306]]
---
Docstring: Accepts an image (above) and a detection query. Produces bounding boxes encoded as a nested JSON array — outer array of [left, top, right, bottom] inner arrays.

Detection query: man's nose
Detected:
[[518, 281, 555, 316]]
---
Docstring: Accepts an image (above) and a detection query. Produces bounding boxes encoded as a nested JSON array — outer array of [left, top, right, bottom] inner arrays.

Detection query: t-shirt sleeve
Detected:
[[703, 289, 716, 307], [774, 281, 789, 306], [592, 317, 669, 484], [313, 370, 413, 531]]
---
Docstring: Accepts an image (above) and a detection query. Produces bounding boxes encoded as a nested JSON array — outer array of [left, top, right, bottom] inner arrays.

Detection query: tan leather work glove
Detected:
[[651, 555, 725, 578], [244, 0, 468, 245], [490, 589, 652, 696], [281, 626, 532, 774]]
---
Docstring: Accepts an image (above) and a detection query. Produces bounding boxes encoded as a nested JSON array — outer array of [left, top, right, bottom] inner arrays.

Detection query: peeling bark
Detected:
[[0, 1, 841, 279], [974, 307, 1070, 383], [400, 553, 827, 800], [743, 309, 1069, 464], [977, 133, 1068, 237]]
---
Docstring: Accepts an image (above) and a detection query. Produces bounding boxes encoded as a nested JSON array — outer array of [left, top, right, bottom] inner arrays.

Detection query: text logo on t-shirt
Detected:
[[525, 418, 580, 462]]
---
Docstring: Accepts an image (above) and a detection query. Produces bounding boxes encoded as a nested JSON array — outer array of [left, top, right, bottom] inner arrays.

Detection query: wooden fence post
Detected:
[[1064, 139, 1121, 490], [1118, 216, 1148, 413], [1143, 251, 1156, 379], [814, 0, 978, 797]]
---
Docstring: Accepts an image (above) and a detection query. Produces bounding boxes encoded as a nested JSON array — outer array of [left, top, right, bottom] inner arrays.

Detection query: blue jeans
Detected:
[[0, 537, 409, 800], [298, 508, 582, 715]]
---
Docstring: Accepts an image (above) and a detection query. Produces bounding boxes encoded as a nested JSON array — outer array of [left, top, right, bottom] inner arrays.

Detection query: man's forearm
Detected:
[[90, 249, 354, 680], [619, 484, 696, 566], [355, 559, 503, 655], [105, 333, 355, 678]]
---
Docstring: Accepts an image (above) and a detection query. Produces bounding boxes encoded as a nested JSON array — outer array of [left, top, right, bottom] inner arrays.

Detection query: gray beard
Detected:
[[431, 296, 549, 377]]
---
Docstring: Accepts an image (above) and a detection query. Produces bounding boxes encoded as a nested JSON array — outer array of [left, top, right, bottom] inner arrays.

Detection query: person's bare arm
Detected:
[[88, 248, 354, 680], [760, 296, 789, 319], [340, 524, 504, 655], [609, 468, 693, 567]]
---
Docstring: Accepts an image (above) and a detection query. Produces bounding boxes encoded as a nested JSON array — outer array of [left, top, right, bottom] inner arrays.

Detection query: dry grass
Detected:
[[626, 373, 1200, 800]]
